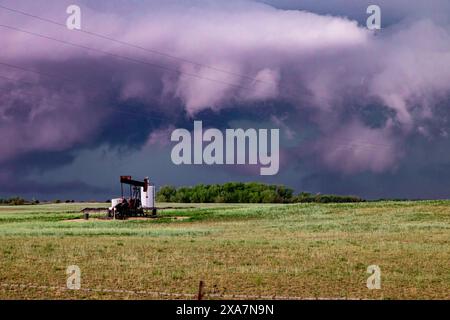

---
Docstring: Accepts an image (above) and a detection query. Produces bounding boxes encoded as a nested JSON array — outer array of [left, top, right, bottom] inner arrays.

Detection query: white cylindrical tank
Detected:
[[110, 198, 122, 210], [140, 186, 155, 209]]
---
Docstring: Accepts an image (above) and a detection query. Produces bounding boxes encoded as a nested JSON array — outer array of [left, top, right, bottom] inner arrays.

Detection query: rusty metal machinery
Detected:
[[107, 176, 157, 219]]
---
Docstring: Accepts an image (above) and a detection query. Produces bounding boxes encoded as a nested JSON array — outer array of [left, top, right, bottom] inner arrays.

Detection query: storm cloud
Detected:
[[1, 0, 450, 199]]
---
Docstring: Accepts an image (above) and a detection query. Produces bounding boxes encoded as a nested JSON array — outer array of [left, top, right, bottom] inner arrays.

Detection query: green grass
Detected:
[[0, 201, 449, 299]]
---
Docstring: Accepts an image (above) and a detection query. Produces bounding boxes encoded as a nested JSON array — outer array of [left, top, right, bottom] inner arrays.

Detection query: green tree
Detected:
[[157, 185, 177, 202]]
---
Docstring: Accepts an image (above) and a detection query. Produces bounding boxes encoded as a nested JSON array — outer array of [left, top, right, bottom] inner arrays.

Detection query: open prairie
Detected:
[[0, 201, 448, 300]]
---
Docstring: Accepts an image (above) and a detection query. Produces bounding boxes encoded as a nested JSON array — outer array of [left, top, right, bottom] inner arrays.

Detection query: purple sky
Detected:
[[1, 0, 450, 200]]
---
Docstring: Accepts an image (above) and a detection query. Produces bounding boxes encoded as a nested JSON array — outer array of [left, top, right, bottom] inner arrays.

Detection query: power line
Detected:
[[0, 6, 393, 151], [0, 62, 184, 124], [0, 23, 255, 92], [0, 20, 339, 116], [0, 71, 169, 126], [0, 3, 272, 86], [0, 6, 334, 107], [0, 61, 72, 82]]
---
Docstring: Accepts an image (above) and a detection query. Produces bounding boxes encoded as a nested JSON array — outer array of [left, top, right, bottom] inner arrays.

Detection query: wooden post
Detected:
[[197, 281, 205, 300]]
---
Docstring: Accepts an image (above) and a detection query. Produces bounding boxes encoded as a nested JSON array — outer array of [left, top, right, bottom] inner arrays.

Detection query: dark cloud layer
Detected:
[[1, 0, 450, 199]]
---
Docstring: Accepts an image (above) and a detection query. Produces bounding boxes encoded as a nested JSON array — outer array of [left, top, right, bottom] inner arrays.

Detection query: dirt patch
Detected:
[[64, 216, 190, 222], [64, 218, 108, 223]]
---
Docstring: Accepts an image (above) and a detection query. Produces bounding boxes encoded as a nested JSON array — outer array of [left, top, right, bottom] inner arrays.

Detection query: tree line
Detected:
[[0, 183, 364, 205], [0, 198, 76, 205], [156, 182, 364, 204], [0, 197, 29, 205]]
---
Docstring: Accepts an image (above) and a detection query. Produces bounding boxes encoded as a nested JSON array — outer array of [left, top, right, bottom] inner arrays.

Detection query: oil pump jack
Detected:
[[108, 176, 157, 219]]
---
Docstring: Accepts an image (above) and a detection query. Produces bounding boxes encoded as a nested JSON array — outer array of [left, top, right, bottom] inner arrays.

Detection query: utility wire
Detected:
[[0, 6, 393, 150], [0, 72, 169, 125], [0, 3, 272, 86], [0, 61, 72, 82], [0, 62, 182, 124], [0, 21, 331, 109], [0, 24, 254, 92]]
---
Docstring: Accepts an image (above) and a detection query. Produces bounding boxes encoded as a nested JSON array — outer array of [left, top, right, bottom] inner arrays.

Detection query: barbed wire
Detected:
[[0, 282, 364, 300]]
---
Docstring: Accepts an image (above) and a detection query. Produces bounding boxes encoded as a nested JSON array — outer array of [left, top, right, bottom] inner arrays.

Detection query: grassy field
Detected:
[[0, 201, 448, 300]]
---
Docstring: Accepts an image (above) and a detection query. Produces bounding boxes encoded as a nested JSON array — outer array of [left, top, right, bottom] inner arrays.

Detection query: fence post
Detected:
[[197, 281, 205, 300]]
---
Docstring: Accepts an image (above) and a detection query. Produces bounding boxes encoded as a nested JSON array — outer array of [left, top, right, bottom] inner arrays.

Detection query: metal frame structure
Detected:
[[108, 176, 157, 219]]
